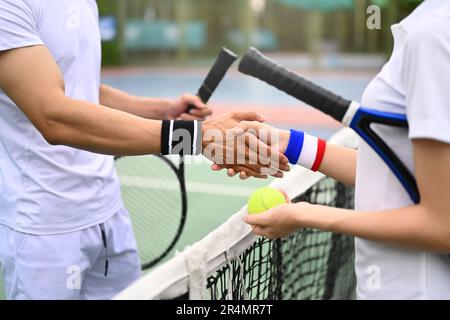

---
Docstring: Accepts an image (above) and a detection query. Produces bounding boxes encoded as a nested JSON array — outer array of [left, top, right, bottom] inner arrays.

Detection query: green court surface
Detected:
[[0, 159, 271, 300], [180, 160, 272, 249]]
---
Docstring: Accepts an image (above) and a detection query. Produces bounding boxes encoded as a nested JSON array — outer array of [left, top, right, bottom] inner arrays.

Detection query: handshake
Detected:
[[202, 111, 291, 179], [164, 99, 328, 180]]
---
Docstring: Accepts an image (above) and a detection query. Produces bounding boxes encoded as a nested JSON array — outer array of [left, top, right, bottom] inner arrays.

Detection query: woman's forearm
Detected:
[[316, 143, 357, 187], [100, 84, 172, 119], [296, 203, 450, 253]]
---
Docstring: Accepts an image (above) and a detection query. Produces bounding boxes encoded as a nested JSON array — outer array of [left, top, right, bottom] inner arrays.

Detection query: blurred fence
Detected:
[[97, 0, 421, 65]]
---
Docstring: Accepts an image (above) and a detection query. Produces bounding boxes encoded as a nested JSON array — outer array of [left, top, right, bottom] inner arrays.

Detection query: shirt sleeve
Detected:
[[0, 0, 43, 52], [401, 17, 450, 144]]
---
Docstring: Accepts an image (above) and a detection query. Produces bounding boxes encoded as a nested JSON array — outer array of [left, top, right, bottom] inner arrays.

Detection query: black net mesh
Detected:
[[205, 177, 356, 300]]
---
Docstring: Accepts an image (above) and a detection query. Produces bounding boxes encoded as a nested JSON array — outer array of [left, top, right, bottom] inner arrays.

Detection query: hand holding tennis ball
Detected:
[[247, 187, 289, 215], [246, 187, 303, 239]]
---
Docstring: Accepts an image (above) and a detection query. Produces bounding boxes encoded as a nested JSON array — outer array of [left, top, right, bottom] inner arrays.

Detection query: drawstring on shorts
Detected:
[[99, 223, 109, 277]]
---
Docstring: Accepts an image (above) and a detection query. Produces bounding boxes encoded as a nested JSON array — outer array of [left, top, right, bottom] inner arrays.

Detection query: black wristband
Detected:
[[160, 120, 202, 156], [161, 120, 171, 155]]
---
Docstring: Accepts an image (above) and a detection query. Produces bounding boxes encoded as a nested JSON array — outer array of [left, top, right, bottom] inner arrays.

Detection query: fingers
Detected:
[[232, 111, 266, 123], [189, 107, 213, 118], [211, 163, 224, 171], [246, 214, 275, 238], [280, 189, 291, 203], [244, 211, 271, 227], [244, 133, 290, 172], [179, 93, 212, 119], [252, 226, 269, 238], [232, 121, 267, 136], [239, 171, 250, 180], [211, 164, 256, 180], [181, 94, 204, 109], [227, 165, 268, 179], [233, 122, 290, 170], [212, 159, 284, 179], [180, 113, 206, 121], [227, 168, 237, 177]]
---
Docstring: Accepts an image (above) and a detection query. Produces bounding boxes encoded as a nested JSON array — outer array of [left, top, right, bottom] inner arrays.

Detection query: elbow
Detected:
[[442, 228, 450, 253], [39, 120, 64, 145], [35, 99, 69, 146]]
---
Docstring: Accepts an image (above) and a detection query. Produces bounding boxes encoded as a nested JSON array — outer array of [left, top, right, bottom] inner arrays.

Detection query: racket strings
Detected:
[[115, 155, 185, 268]]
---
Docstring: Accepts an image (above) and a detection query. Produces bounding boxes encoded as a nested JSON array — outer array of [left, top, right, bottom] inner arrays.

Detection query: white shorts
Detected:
[[0, 208, 141, 300]]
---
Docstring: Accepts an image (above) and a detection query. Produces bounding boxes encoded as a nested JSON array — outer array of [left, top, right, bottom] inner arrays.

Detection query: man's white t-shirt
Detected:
[[355, 0, 450, 299], [0, 0, 123, 234]]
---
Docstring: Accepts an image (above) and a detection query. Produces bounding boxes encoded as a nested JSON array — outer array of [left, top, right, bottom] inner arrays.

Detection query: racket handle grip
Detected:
[[187, 47, 238, 112], [239, 47, 351, 122]]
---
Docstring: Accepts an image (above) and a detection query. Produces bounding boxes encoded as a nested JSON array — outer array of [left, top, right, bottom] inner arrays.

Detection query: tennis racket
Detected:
[[238, 47, 419, 204], [115, 47, 238, 270]]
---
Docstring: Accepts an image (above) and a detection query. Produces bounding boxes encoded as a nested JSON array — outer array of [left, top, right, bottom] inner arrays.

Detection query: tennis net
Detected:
[[115, 128, 358, 300]]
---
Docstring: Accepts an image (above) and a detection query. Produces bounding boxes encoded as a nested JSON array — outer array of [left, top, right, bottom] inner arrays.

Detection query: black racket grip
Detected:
[[239, 47, 351, 122], [187, 47, 238, 111]]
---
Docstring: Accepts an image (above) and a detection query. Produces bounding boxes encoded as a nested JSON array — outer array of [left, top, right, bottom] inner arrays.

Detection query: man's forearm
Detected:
[[100, 84, 172, 120], [45, 94, 162, 156]]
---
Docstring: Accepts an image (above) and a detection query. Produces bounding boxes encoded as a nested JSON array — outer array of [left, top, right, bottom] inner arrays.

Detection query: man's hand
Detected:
[[202, 112, 290, 179], [211, 121, 290, 179], [100, 86, 212, 121], [167, 93, 212, 120]]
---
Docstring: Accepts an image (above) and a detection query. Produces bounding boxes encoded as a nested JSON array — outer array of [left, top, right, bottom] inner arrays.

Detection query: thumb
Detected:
[[234, 111, 266, 123], [231, 121, 260, 136], [244, 212, 269, 226]]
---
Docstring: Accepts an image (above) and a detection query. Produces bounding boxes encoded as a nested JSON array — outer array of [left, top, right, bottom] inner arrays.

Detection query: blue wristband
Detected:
[[284, 129, 305, 165]]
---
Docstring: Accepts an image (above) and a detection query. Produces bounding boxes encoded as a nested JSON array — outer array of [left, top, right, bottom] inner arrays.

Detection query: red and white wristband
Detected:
[[284, 129, 327, 172]]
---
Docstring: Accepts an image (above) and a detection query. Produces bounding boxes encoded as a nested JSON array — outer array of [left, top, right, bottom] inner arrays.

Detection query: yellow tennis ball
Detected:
[[247, 187, 287, 215]]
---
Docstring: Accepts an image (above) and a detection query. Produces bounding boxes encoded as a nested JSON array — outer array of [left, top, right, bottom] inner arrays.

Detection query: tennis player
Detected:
[[0, 0, 288, 300], [232, 0, 450, 299]]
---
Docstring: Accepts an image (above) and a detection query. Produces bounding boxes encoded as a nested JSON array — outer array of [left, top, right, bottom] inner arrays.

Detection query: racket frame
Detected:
[[114, 154, 188, 270], [350, 107, 419, 203], [239, 47, 420, 203]]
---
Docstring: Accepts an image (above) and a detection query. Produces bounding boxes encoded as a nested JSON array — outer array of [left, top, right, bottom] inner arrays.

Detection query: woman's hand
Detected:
[[211, 121, 291, 179], [244, 202, 311, 239]]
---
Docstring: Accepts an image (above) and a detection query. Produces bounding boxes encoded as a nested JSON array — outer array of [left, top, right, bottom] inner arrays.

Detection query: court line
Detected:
[[120, 175, 255, 198]]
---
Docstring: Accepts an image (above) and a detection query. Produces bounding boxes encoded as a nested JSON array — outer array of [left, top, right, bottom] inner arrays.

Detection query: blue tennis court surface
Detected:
[[102, 70, 369, 107]]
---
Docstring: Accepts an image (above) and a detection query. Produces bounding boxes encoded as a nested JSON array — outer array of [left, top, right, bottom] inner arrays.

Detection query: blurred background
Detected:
[[0, 0, 423, 299], [98, 0, 421, 67]]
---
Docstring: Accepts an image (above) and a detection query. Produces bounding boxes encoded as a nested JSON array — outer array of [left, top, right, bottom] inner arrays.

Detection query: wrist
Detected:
[[279, 129, 290, 154], [291, 202, 309, 228], [284, 129, 326, 172], [292, 202, 327, 231], [294, 203, 338, 232], [201, 120, 212, 151]]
